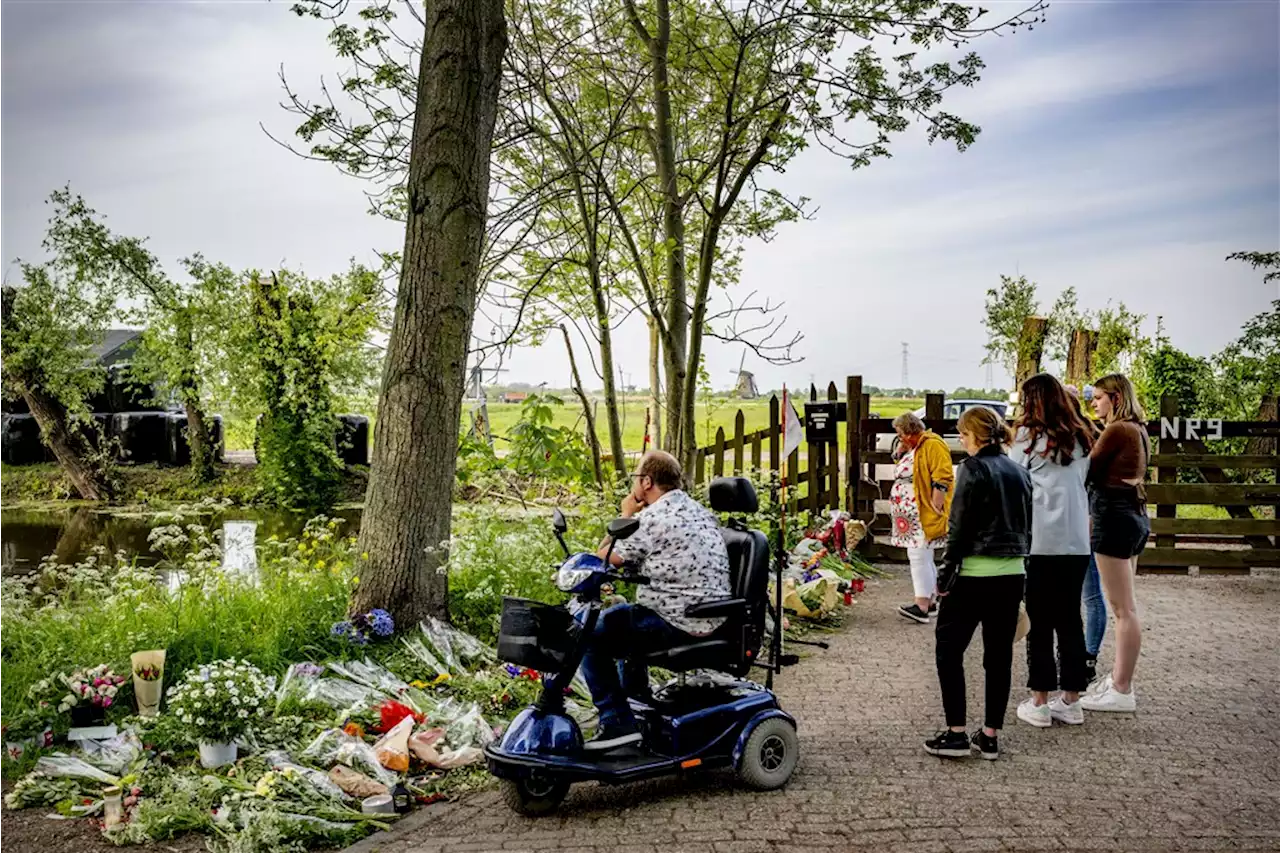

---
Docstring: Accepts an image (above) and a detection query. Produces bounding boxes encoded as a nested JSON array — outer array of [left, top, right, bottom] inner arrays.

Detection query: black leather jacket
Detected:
[[939, 444, 1033, 591]]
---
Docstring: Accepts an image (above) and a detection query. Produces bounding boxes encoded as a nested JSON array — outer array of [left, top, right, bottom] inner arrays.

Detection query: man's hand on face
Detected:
[[621, 492, 646, 518]]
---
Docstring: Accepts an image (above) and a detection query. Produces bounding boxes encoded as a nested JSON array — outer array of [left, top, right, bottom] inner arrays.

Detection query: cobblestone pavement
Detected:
[[347, 569, 1280, 853]]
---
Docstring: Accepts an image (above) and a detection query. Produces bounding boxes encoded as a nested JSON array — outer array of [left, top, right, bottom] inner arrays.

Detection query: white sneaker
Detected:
[[1048, 695, 1084, 725], [1080, 682, 1136, 712], [1016, 697, 1052, 728], [1085, 673, 1111, 695]]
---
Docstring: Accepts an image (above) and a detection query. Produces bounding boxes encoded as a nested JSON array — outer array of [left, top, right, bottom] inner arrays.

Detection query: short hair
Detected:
[[892, 411, 926, 436], [637, 450, 683, 490]]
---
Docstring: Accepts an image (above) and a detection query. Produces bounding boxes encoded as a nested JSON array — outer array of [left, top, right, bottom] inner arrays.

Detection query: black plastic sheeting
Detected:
[[110, 412, 170, 465], [336, 414, 369, 466], [165, 412, 225, 466], [2, 414, 54, 465]]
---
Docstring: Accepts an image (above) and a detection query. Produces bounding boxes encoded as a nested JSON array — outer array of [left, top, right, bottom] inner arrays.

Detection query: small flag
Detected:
[[781, 386, 803, 459]]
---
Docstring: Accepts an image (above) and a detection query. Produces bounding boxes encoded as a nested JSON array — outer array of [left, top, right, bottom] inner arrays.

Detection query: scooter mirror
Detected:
[[552, 508, 567, 534], [606, 517, 641, 541]]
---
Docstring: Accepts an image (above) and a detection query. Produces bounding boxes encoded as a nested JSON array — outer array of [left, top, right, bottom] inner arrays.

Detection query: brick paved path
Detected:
[[347, 569, 1280, 853]]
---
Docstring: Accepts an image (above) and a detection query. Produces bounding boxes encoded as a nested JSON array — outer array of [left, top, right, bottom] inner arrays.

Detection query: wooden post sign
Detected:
[[804, 401, 845, 444], [1160, 417, 1224, 442]]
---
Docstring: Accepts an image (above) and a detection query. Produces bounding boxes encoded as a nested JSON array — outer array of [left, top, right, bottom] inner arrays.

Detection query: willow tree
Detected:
[[345, 0, 508, 624]]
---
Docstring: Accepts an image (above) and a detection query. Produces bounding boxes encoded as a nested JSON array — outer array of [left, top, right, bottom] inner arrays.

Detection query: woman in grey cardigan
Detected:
[[1010, 374, 1098, 728]]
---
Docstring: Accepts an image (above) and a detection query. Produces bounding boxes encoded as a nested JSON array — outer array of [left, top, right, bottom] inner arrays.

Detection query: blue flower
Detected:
[[504, 664, 521, 678], [368, 609, 395, 637], [348, 631, 370, 646], [330, 621, 354, 639]]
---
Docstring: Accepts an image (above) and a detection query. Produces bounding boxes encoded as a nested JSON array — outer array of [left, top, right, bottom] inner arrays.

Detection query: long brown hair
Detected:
[[1018, 373, 1097, 465], [1093, 373, 1146, 425]]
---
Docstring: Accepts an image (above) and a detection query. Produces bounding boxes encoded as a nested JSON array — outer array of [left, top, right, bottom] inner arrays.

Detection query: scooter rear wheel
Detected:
[[736, 717, 799, 791], [501, 777, 569, 816]]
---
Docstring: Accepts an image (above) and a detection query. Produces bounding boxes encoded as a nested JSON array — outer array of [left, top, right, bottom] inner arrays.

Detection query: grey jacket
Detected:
[[1010, 428, 1091, 556]]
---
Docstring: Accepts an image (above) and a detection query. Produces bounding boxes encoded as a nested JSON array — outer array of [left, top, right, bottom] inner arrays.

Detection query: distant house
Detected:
[[500, 391, 528, 404], [92, 329, 143, 367]]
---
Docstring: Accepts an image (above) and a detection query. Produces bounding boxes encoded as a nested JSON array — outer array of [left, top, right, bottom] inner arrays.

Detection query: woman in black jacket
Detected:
[[924, 406, 1032, 761]]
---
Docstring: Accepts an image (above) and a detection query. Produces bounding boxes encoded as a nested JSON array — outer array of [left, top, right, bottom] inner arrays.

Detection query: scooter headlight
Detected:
[[555, 553, 606, 592]]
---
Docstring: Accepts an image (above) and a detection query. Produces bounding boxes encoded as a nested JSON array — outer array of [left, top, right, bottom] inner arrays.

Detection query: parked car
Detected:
[[872, 400, 1010, 488]]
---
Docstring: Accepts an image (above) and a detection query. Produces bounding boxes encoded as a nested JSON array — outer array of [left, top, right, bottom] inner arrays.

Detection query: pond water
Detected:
[[0, 506, 363, 575]]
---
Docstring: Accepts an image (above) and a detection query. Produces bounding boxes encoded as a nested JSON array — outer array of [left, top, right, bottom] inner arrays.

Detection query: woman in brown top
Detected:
[[1080, 373, 1149, 714]]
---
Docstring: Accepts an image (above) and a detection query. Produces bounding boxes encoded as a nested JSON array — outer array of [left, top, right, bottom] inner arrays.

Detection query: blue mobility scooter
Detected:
[[485, 476, 801, 815]]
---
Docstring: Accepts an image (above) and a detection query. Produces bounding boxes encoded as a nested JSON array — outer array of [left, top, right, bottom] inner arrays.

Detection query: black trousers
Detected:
[[935, 574, 1024, 730], [1024, 554, 1090, 693]]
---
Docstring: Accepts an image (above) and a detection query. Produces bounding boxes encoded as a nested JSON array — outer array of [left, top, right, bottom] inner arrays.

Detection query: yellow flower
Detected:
[[352, 576, 360, 585], [361, 552, 369, 561], [409, 680, 428, 689], [431, 673, 452, 686], [316, 560, 325, 569]]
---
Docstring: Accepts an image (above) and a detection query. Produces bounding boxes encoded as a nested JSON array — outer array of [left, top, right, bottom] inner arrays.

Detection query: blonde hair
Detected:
[[1092, 373, 1146, 424], [892, 411, 926, 436], [957, 406, 1013, 448]]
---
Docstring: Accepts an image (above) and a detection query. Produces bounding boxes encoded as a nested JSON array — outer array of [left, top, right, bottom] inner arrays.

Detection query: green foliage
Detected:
[[506, 394, 596, 486], [240, 268, 382, 511], [1143, 344, 1212, 414], [1226, 250, 1280, 283]]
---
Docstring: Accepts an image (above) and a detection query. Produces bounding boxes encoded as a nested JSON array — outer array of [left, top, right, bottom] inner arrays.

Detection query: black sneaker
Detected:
[[898, 604, 930, 624], [1084, 657, 1098, 685], [923, 729, 971, 758], [970, 730, 999, 760], [928, 602, 938, 617], [584, 722, 642, 752]]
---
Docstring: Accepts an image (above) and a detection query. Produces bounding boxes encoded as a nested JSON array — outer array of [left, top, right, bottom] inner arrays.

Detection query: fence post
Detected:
[[750, 428, 762, 472], [860, 391, 873, 485], [809, 384, 822, 515], [925, 392, 944, 426], [846, 375, 863, 514], [713, 427, 726, 479], [732, 410, 745, 474], [1155, 394, 1179, 552], [695, 447, 706, 485], [769, 394, 780, 475], [827, 382, 840, 510]]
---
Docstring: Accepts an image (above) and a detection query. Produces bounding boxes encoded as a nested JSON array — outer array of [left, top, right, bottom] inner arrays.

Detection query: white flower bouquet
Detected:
[[166, 659, 271, 745], [58, 665, 128, 723]]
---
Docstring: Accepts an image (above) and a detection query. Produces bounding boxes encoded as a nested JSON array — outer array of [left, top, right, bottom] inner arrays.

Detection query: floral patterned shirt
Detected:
[[613, 489, 732, 636]]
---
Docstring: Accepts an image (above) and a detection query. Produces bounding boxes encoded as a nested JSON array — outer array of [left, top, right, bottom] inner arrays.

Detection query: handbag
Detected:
[[1014, 601, 1031, 644]]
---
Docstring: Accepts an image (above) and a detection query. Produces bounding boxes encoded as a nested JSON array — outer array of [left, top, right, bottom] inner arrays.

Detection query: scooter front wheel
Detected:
[[501, 777, 569, 816], [736, 717, 799, 791]]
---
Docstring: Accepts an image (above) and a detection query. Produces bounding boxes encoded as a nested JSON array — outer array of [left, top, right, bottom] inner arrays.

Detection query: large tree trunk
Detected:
[[628, 0, 687, 456], [593, 296, 628, 480], [174, 307, 216, 482], [22, 387, 112, 501], [561, 325, 604, 488], [647, 312, 662, 450], [353, 0, 506, 626], [678, 213, 726, 470]]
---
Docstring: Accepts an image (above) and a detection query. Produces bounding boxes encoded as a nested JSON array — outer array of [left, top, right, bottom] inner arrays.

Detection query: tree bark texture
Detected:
[[1014, 316, 1050, 393], [353, 0, 506, 626], [174, 307, 216, 483], [647, 312, 662, 450], [561, 325, 604, 488], [1065, 328, 1098, 390]]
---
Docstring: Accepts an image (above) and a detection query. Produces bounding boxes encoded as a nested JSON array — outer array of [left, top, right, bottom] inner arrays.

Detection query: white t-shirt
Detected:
[[1010, 427, 1091, 556]]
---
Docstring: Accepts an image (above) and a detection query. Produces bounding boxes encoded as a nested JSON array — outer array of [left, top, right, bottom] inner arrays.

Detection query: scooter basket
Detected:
[[497, 597, 579, 673]]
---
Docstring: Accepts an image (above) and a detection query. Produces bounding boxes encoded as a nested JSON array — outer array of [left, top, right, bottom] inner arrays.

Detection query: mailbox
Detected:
[[803, 401, 845, 443]]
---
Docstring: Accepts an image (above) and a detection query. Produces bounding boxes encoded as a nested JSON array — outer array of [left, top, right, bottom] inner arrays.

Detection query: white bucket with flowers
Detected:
[[166, 659, 272, 768]]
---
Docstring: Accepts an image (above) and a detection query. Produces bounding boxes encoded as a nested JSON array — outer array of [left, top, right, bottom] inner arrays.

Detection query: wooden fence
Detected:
[[691, 383, 843, 516], [694, 377, 1279, 573]]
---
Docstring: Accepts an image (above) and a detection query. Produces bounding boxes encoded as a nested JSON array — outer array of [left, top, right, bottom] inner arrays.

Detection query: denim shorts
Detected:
[[1090, 488, 1150, 559]]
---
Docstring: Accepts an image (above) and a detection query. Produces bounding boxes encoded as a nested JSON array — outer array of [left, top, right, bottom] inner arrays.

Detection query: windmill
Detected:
[[730, 351, 759, 399]]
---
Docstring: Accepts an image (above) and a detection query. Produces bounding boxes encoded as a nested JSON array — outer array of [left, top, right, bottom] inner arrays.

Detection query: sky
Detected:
[[2, 0, 1278, 394]]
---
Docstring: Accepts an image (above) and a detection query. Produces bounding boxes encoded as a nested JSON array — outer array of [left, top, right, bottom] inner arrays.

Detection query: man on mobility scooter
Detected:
[[486, 456, 801, 815], [584, 450, 733, 751]]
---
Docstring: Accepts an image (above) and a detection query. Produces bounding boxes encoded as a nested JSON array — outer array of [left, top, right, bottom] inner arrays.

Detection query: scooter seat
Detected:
[[644, 639, 733, 671]]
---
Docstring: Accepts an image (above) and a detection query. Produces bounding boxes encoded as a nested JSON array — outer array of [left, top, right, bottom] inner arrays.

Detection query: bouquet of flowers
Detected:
[[131, 649, 166, 716], [60, 665, 127, 712], [330, 608, 395, 646], [166, 659, 271, 744]]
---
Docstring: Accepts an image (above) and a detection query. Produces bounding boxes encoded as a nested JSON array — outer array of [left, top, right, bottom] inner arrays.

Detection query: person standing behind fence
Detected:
[[1012, 374, 1097, 728], [925, 407, 1031, 761], [888, 412, 954, 624], [1080, 374, 1150, 713]]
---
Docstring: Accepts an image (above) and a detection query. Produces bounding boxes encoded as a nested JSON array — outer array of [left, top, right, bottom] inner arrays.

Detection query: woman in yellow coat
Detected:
[[888, 412, 955, 623]]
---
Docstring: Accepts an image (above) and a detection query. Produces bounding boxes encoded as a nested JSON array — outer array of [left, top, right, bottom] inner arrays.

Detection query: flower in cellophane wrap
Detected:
[[130, 649, 165, 717]]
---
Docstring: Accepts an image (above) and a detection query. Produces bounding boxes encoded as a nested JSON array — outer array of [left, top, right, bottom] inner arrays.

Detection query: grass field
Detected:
[[468, 395, 923, 455]]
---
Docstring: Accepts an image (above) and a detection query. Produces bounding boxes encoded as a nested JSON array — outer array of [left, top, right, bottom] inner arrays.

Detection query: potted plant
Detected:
[[166, 659, 271, 768], [59, 665, 127, 727], [130, 650, 166, 717]]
